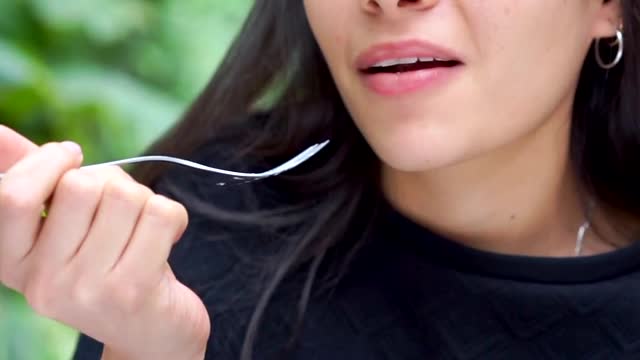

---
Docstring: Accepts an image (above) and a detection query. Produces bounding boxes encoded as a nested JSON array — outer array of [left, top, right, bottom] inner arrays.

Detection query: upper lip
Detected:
[[355, 39, 463, 70]]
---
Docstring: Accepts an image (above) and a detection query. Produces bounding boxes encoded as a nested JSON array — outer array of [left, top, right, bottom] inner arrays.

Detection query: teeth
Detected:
[[372, 57, 419, 67], [371, 57, 450, 68]]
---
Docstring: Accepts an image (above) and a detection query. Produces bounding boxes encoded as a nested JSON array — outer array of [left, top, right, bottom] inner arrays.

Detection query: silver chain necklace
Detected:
[[574, 199, 595, 256], [574, 220, 591, 256]]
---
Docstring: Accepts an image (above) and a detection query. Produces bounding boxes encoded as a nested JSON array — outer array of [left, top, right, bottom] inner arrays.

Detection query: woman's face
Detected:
[[303, 0, 621, 172]]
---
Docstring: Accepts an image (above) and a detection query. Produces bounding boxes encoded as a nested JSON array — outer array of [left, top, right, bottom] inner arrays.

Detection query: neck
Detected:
[[381, 106, 617, 257]]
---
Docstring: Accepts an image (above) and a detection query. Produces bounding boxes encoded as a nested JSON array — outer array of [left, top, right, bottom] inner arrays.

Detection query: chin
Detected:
[[350, 103, 475, 173], [369, 134, 469, 174]]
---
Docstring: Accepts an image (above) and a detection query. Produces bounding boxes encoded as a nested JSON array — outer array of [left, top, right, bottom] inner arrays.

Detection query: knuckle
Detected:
[[173, 201, 190, 234], [112, 166, 134, 181], [144, 194, 183, 220], [105, 276, 145, 314], [44, 142, 75, 165], [57, 169, 100, 199], [0, 187, 39, 213], [40, 142, 63, 155], [173, 200, 189, 223], [69, 278, 100, 310], [91, 165, 133, 182], [102, 178, 150, 205], [143, 196, 189, 243]]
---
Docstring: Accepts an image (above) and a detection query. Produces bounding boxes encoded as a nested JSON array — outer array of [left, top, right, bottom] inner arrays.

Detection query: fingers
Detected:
[[27, 167, 121, 271], [0, 141, 200, 354], [0, 125, 38, 171], [112, 195, 188, 290], [24, 167, 189, 331], [0, 142, 83, 289], [73, 175, 154, 274]]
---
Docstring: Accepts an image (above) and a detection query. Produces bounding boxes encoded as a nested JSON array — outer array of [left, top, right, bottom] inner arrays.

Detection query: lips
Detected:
[[355, 39, 464, 72], [355, 39, 464, 96]]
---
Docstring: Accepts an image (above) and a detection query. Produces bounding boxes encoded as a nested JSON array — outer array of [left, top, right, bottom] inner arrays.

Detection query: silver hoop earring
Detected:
[[595, 29, 624, 70]]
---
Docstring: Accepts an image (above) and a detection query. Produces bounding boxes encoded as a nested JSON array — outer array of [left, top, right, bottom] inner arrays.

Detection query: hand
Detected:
[[0, 126, 210, 360]]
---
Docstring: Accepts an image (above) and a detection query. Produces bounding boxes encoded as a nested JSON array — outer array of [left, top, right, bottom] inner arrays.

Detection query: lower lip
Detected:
[[360, 65, 463, 96]]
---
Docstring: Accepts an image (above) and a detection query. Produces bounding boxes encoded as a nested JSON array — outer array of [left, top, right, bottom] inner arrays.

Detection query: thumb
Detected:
[[0, 125, 38, 171]]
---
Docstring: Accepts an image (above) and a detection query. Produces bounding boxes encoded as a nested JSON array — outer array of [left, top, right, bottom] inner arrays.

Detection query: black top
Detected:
[[72, 141, 640, 360]]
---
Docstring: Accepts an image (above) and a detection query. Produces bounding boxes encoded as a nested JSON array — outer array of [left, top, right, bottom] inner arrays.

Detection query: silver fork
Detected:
[[0, 140, 330, 186]]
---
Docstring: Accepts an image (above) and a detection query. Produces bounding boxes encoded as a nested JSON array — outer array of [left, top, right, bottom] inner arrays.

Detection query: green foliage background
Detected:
[[0, 1, 251, 359]]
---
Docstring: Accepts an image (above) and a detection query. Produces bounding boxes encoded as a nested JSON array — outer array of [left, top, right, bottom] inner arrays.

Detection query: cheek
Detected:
[[303, 0, 357, 110], [303, 0, 349, 57], [444, 2, 591, 152]]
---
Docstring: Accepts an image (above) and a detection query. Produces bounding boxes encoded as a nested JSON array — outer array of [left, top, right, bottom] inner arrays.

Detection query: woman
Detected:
[[1, 0, 638, 358]]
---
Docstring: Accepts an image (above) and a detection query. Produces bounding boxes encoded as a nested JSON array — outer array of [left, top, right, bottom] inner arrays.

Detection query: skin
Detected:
[[304, 0, 624, 257], [0, 127, 210, 360]]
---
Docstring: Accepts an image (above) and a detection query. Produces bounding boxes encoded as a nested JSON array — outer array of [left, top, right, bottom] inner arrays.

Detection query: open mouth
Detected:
[[354, 40, 464, 95], [361, 58, 462, 75]]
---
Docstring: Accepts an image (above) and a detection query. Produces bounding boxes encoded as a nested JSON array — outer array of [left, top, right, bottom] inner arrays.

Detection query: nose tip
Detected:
[[362, 0, 437, 14]]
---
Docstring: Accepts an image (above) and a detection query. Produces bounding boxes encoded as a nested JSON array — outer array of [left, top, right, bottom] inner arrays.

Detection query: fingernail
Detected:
[[61, 141, 82, 155]]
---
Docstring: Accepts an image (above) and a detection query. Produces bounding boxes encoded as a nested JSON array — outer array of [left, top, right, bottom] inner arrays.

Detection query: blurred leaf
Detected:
[[0, 1, 253, 359], [0, 38, 48, 87], [28, 0, 153, 45], [52, 64, 183, 156], [160, 0, 252, 99]]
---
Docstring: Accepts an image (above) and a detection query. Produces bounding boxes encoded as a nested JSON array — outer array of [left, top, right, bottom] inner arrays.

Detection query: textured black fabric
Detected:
[[72, 143, 640, 360]]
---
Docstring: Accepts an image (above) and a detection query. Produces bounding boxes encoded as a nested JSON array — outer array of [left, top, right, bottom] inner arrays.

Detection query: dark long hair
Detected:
[[130, 0, 640, 358]]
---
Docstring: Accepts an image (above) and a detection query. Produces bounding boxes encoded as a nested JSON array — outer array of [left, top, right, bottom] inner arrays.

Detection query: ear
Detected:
[[591, 0, 623, 38]]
